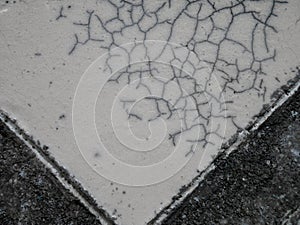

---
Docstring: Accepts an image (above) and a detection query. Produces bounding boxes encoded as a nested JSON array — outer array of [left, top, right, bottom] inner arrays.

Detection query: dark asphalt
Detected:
[[0, 121, 101, 225], [1, 88, 300, 225], [162, 87, 300, 224]]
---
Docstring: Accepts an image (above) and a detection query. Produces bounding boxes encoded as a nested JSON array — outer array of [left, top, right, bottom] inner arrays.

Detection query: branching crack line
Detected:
[[59, 0, 288, 153]]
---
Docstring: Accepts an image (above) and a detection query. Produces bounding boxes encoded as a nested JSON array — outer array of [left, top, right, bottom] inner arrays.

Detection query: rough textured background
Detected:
[[0, 121, 100, 225], [1, 1, 299, 223], [1, 86, 299, 224], [162, 87, 300, 225], [0, 1, 299, 223]]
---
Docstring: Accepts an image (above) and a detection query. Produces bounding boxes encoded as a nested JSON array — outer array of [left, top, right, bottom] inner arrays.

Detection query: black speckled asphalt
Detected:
[[1, 89, 300, 224], [162, 87, 300, 225], [0, 122, 100, 225]]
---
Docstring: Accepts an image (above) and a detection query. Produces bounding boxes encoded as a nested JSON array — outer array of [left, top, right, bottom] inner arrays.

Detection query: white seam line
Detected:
[[281, 207, 300, 225], [1, 80, 299, 225], [0, 114, 111, 225], [250, 81, 300, 132], [151, 79, 300, 225]]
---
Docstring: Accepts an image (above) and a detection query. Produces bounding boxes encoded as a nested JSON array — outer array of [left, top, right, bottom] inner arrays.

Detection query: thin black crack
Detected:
[[69, 10, 104, 55], [59, 0, 288, 153], [56, 6, 66, 21]]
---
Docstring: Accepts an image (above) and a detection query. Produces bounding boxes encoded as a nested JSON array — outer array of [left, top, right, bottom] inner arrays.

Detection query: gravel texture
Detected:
[[1, 90, 299, 225], [162, 88, 300, 225], [0, 121, 101, 225]]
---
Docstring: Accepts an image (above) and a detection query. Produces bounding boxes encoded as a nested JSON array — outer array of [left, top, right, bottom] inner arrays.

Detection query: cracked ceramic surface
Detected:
[[0, 0, 299, 224]]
